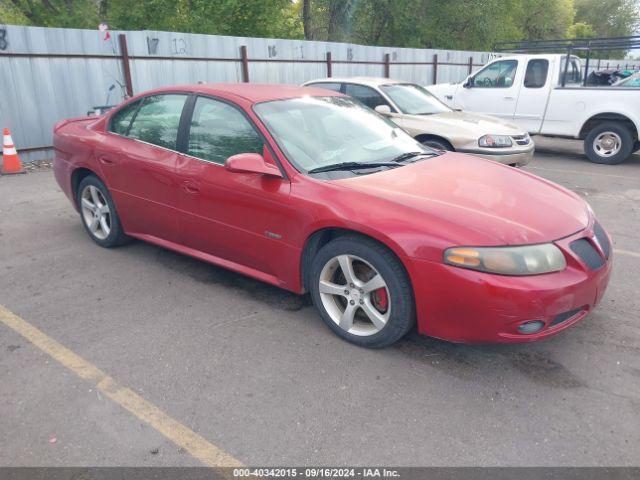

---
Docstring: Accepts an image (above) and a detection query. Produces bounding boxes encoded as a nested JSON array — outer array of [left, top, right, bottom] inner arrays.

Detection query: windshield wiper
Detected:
[[389, 151, 437, 163], [307, 161, 401, 174]]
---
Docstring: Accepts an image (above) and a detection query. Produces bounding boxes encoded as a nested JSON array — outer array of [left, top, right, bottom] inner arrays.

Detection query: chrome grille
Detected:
[[511, 134, 531, 146]]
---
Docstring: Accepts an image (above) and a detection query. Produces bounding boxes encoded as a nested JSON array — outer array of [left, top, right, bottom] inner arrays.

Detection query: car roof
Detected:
[[305, 77, 409, 87], [135, 83, 343, 104]]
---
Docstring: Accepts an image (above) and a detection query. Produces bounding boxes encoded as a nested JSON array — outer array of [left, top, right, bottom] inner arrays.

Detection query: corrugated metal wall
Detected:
[[1, 24, 639, 162]]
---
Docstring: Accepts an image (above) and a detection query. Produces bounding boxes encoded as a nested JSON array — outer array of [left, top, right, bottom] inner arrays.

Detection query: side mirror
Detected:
[[374, 104, 392, 115], [463, 79, 473, 88], [224, 153, 283, 178]]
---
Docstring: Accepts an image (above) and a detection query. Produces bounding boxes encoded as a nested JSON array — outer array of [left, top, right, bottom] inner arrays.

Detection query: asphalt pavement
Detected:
[[1, 138, 639, 467]]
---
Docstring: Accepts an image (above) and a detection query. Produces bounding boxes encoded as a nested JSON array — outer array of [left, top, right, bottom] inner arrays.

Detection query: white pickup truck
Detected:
[[427, 54, 640, 164]]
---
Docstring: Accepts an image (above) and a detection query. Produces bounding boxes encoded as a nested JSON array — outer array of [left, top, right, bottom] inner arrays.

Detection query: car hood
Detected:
[[404, 110, 525, 136], [333, 153, 589, 246]]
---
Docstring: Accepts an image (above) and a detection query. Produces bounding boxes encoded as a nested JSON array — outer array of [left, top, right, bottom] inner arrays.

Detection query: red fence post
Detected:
[[384, 53, 390, 78], [468, 56, 473, 75], [240, 46, 249, 83], [118, 34, 133, 98], [432, 54, 438, 85], [326, 51, 332, 77]]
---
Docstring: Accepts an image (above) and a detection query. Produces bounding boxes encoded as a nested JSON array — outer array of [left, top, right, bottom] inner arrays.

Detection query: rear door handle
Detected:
[[504, 96, 515, 101], [445, 95, 453, 100]]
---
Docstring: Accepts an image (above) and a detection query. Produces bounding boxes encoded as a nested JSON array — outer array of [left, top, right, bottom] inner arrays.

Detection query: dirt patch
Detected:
[[23, 159, 53, 172], [155, 247, 312, 311], [396, 334, 585, 388], [505, 350, 585, 388]]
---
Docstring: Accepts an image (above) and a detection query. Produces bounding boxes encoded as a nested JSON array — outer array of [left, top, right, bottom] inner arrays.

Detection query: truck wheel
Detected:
[[584, 122, 634, 165]]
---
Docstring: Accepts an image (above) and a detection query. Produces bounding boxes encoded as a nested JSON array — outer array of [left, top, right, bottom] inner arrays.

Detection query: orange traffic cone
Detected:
[[2, 128, 25, 175]]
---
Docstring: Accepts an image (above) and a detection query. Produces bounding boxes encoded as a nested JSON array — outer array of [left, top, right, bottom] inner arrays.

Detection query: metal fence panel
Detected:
[[1, 24, 639, 162]]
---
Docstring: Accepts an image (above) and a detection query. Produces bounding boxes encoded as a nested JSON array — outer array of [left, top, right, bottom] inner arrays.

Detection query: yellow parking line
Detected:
[[614, 248, 640, 259], [0, 304, 242, 468]]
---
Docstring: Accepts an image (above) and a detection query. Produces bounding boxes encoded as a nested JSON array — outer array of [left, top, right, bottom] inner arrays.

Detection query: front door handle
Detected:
[[445, 95, 453, 100], [98, 156, 115, 166], [504, 96, 515, 101], [181, 181, 200, 194]]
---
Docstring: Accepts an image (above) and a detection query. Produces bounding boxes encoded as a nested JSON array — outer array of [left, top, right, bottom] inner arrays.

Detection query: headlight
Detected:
[[478, 134, 512, 148], [444, 244, 566, 275]]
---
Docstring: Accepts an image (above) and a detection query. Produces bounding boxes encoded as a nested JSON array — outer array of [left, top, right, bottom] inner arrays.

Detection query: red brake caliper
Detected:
[[371, 288, 388, 312]]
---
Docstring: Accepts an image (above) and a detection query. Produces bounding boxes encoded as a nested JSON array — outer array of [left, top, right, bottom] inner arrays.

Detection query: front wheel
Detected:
[[584, 122, 634, 165], [309, 236, 415, 348], [420, 137, 453, 152]]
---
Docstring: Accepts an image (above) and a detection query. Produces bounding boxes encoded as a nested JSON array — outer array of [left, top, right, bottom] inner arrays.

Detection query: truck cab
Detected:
[[428, 54, 582, 132], [427, 54, 640, 164]]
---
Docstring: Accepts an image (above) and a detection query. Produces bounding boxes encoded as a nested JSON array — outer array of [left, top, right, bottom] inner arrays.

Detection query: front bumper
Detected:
[[459, 144, 534, 166], [405, 228, 612, 343]]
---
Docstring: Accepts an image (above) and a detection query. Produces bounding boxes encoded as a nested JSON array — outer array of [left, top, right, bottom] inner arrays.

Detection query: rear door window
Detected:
[[559, 57, 583, 86], [524, 59, 549, 88], [109, 100, 141, 136], [344, 84, 391, 110], [308, 82, 343, 92], [127, 94, 188, 150]]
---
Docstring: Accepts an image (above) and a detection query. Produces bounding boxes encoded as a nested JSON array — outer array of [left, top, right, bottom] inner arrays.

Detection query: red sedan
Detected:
[[53, 84, 612, 347]]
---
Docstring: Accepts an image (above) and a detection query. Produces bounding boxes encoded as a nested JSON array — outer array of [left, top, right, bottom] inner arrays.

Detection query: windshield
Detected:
[[253, 96, 433, 174], [380, 83, 450, 115]]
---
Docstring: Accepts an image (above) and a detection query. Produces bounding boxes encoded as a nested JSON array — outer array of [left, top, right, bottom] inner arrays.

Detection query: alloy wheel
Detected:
[[318, 254, 391, 336], [80, 185, 111, 240]]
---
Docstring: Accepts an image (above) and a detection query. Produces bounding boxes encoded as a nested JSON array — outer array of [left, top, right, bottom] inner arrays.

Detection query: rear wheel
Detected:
[[309, 236, 415, 348], [584, 122, 634, 165], [77, 175, 130, 247]]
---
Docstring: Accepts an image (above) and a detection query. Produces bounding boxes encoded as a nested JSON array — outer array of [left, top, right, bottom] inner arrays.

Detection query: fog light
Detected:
[[518, 320, 545, 334]]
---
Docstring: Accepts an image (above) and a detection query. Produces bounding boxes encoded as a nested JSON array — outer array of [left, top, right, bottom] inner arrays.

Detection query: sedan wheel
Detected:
[[310, 235, 415, 348], [76, 175, 130, 247], [319, 254, 390, 336], [81, 185, 111, 240]]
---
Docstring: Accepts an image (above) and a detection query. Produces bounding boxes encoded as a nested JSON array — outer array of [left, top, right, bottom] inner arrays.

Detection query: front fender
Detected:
[[425, 83, 459, 108]]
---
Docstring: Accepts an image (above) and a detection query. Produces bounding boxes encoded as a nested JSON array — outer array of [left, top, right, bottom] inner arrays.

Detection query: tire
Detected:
[[584, 122, 634, 165], [420, 137, 453, 152], [309, 235, 415, 348], [76, 175, 130, 247]]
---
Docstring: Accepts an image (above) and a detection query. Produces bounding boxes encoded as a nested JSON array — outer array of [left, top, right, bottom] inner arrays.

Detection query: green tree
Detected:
[[300, 0, 358, 41], [3, 0, 100, 28], [105, 0, 301, 38], [349, 0, 524, 50], [574, 0, 640, 57], [567, 21, 597, 38], [515, 0, 575, 40], [574, 0, 639, 38], [2, 0, 303, 39]]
